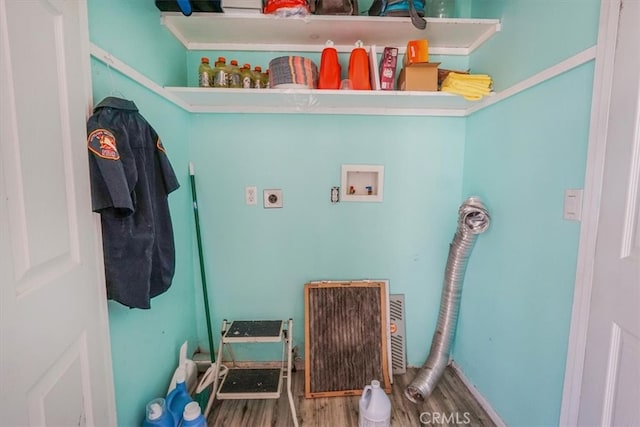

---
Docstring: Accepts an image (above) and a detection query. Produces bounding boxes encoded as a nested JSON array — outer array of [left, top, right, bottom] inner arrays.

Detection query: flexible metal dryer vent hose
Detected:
[[405, 197, 490, 403]]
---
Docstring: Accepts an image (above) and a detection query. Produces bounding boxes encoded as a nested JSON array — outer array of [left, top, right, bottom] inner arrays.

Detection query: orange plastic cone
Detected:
[[348, 40, 371, 90], [318, 41, 341, 90]]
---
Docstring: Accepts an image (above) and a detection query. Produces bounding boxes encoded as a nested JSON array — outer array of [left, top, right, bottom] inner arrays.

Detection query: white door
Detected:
[[0, 0, 116, 425], [576, 0, 640, 425]]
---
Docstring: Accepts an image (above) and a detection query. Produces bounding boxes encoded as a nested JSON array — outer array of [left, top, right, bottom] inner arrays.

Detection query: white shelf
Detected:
[[160, 12, 500, 55], [164, 86, 479, 116], [157, 12, 500, 115]]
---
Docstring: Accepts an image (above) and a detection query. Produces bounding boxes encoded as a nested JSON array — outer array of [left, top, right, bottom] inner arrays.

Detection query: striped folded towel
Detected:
[[269, 56, 318, 89], [441, 72, 492, 101]]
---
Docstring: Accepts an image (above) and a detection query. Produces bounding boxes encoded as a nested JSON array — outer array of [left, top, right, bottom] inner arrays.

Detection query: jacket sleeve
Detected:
[[86, 123, 135, 217], [154, 134, 180, 195]]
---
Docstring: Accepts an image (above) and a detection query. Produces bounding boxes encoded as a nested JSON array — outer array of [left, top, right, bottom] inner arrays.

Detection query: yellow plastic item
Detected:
[[441, 72, 493, 101]]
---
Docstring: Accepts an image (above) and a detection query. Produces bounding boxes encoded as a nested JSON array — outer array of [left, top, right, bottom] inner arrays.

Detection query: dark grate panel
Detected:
[[305, 282, 390, 397]]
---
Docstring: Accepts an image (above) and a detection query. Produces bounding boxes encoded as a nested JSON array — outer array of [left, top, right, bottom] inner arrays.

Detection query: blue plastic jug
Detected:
[[142, 398, 174, 427], [166, 367, 192, 426], [180, 401, 206, 427]]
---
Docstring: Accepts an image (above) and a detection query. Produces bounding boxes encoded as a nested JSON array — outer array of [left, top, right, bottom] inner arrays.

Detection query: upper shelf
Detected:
[[160, 12, 501, 55], [163, 86, 482, 116]]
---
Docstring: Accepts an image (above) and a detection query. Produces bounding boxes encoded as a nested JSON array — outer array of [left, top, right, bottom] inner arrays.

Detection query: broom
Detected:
[[189, 162, 216, 362]]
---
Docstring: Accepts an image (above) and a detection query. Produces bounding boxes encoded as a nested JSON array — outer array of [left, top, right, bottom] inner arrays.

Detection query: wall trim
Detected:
[[89, 43, 190, 111], [450, 361, 507, 427], [466, 46, 597, 116], [559, 0, 621, 425]]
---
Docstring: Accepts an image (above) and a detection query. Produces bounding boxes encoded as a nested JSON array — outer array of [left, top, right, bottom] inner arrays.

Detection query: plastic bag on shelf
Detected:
[[263, 0, 310, 16]]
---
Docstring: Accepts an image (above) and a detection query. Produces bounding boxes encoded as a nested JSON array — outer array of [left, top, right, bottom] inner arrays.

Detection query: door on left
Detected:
[[0, 0, 116, 425]]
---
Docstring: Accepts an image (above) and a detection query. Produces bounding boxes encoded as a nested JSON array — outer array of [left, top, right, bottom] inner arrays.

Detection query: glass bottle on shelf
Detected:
[[263, 69, 270, 89], [228, 60, 242, 89], [213, 57, 228, 88], [198, 57, 213, 88], [252, 66, 264, 89], [241, 64, 253, 89]]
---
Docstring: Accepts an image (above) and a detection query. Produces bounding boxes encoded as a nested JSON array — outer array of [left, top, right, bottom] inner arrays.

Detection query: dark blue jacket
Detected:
[[87, 97, 179, 309]]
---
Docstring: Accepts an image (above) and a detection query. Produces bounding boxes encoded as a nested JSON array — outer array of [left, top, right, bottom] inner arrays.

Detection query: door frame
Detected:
[[559, 0, 623, 424]]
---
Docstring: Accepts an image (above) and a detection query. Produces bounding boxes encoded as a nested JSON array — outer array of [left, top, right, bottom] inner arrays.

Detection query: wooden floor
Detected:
[[206, 367, 496, 426]]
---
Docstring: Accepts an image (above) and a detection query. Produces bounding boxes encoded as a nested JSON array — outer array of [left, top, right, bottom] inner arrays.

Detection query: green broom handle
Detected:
[[189, 162, 215, 362]]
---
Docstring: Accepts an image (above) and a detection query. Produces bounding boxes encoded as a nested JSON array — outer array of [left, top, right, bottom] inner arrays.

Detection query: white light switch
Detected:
[[563, 189, 583, 221]]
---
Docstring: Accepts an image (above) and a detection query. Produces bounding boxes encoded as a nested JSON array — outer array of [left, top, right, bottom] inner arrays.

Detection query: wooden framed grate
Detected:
[[304, 281, 391, 398]]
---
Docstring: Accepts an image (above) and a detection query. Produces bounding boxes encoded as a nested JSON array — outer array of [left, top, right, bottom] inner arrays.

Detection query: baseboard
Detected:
[[450, 361, 507, 427]]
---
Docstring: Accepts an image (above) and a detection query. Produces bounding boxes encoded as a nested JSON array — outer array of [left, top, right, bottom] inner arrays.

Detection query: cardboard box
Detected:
[[398, 62, 440, 91], [404, 39, 429, 66], [379, 47, 398, 91]]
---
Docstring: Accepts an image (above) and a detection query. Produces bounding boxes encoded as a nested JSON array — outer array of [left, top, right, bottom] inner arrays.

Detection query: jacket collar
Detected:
[[94, 97, 138, 112]]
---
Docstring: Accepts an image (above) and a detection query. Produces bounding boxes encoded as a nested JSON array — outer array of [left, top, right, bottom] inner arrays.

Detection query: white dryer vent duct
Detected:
[[405, 197, 490, 403]]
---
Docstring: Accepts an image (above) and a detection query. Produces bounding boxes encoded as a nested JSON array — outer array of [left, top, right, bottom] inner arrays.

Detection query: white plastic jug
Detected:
[[358, 380, 391, 427], [181, 401, 206, 427]]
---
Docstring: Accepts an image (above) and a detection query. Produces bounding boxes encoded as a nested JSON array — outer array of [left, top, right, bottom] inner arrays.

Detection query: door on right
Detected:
[[578, 0, 640, 425]]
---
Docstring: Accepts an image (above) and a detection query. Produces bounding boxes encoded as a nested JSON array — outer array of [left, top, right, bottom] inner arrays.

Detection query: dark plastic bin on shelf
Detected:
[[155, 0, 223, 14]]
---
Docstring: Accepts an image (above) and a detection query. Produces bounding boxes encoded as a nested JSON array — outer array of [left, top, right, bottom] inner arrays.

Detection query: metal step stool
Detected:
[[201, 319, 298, 427]]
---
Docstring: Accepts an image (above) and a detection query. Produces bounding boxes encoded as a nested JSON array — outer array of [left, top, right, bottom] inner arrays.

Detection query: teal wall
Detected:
[[189, 114, 465, 362], [86, 0, 601, 426], [454, 62, 594, 426], [88, 0, 186, 86], [470, 0, 600, 90], [450, 1, 599, 425], [88, 1, 197, 426]]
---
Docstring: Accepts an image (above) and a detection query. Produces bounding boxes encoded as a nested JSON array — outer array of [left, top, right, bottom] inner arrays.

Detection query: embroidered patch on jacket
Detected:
[[88, 129, 119, 160], [156, 138, 167, 154]]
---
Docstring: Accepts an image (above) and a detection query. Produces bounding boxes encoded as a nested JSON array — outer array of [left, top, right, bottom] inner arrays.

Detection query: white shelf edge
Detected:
[[185, 105, 468, 116], [467, 21, 502, 53], [164, 86, 473, 116], [185, 41, 472, 56], [160, 12, 501, 55], [162, 17, 191, 49], [160, 12, 500, 26]]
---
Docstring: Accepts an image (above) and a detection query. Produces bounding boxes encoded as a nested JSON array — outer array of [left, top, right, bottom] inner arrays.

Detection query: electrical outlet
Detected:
[[263, 189, 283, 208], [245, 186, 257, 205], [331, 186, 340, 203]]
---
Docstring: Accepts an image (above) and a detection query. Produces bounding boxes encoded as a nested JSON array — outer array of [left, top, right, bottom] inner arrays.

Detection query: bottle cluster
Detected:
[[198, 56, 269, 89]]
